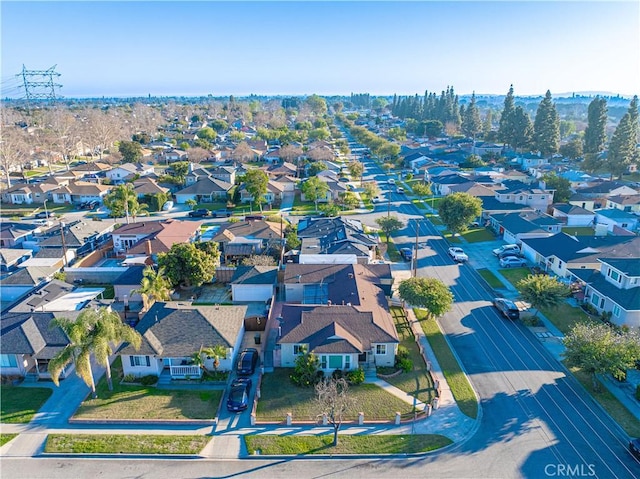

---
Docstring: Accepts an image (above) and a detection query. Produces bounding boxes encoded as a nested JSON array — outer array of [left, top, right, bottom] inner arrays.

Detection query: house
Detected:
[[113, 266, 146, 303], [111, 219, 201, 255], [0, 311, 80, 380], [0, 262, 65, 307], [519, 233, 638, 279], [1, 182, 58, 205], [271, 174, 297, 192], [569, 193, 597, 212], [8, 280, 105, 313], [552, 204, 595, 227], [277, 263, 397, 372], [489, 211, 563, 244], [156, 149, 188, 164], [569, 258, 640, 329], [118, 302, 247, 379], [0, 222, 39, 248], [514, 153, 548, 170], [36, 219, 116, 256], [266, 162, 297, 178], [606, 195, 640, 214], [106, 163, 154, 183], [594, 209, 639, 233], [230, 265, 278, 302], [209, 166, 236, 185], [239, 180, 285, 205], [132, 177, 170, 199], [212, 220, 283, 263], [174, 177, 233, 204], [493, 180, 554, 210], [50, 181, 112, 205], [0, 248, 33, 272], [576, 181, 637, 199]]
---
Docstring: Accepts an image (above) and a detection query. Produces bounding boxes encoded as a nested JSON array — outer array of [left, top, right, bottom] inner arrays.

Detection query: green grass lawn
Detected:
[[244, 434, 452, 455], [411, 199, 427, 210], [477, 268, 506, 289], [0, 386, 53, 423], [539, 303, 596, 335], [386, 308, 436, 404], [497, 267, 531, 288], [425, 214, 443, 226], [256, 369, 415, 422], [565, 364, 640, 437], [0, 434, 18, 447], [74, 358, 222, 420], [561, 227, 595, 236], [459, 228, 495, 243], [416, 309, 478, 419], [378, 233, 403, 262], [45, 434, 210, 454], [443, 232, 462, 244]]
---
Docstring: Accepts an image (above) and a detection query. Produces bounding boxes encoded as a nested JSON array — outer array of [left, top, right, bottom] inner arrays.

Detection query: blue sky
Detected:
[[1, 1, 638, 98]]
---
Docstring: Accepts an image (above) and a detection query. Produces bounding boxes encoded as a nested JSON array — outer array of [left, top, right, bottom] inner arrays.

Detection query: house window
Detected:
[[608, 269, 621, 283], [591, 294, 600, 307], [345, 355, 351, 370], [0, 354, 17, 368], [621, 223, 628, 228], [541, 196, 545, 199], [613, 305, 621, 317], [528, 196, 532, 200], [293, 344, 306, 355], [329, 356, 342, 369], [519, 196, 524, 201], [558, 261, 563, 269], [321, 356, 327, 369], [631, 278, 638, 285], [130, 355, 150, 367], [376, 344, 386, 355]]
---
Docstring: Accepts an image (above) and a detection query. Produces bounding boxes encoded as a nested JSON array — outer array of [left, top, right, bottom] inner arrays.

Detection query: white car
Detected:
[[492, 244, 520, 256], [448, 247, 469, 263], [499, 256, 527, 268], [388, 179, 396, 184]]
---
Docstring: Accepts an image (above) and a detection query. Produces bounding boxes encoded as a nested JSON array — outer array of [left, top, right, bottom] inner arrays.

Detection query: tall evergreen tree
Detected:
[[482, 110, 493, 138], [462, 93, 482, 142], [607, 97, 639, 179], [533, 90, 560, 157], [583, 97, 608, 156], [511, 106, 534, 152], [498, 85, 516, 147]]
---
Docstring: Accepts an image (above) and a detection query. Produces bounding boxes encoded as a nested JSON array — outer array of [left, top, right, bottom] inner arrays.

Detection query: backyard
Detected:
[[74, 358, 222, 421], [0, 386, 53, 423], [256, 368, 415, 422]]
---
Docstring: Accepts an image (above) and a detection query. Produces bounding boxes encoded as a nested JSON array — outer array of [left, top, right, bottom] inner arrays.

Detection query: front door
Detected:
[[358, 352, 367, 363]]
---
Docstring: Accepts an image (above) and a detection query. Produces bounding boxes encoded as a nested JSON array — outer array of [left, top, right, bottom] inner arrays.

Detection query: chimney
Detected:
[[145, 239, 152, 256]]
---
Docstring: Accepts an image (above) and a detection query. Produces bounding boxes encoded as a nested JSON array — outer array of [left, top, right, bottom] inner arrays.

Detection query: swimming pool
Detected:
[[99, 258, 123, 267]]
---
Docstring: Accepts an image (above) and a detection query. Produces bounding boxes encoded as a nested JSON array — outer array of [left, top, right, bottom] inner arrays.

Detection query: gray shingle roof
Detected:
[[1, 311, 77, 356], [569, 269, 640, 311], [230, 266, 278, 285], [522, 233, 637, 264], [119, 302, 247, 356], [599, 258, 640, 277], [176, 177, 232, 195]]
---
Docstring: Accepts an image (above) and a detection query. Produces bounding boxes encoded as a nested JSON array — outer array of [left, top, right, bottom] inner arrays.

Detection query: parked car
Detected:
[[227, 378, 252, 412], [492, 298, 520, 320], [499, 256, 527, 268], [497, 249, 522, 260], [236, 348, 259, 376], [35, 211, 56, 219], [245, 214, 265, 221], [188, 208, 211, 218], [629, 438, 640, 460], [212, 209, 232, 218], [397, 187, 405, 194], [400, 247, 413, 262], [492, 244, 520, 256], [448, 247, 469, 262], [33, 219, 52, 227], [162, 200, 174, 211], [388, 179, 395, 185]]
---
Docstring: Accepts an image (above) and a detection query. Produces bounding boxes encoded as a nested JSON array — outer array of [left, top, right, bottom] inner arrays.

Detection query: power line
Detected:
[[17, 64, 63, 108]]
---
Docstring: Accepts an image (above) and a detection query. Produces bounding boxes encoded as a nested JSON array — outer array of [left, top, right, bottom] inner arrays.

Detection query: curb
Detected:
[[68, 419, 217, 426], [39, 452, 203, 460]]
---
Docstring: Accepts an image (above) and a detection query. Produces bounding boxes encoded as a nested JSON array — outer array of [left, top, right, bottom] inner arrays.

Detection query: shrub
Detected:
[[290, 353, 320, 387], [140, 375, 158, 386], [346, 368, 365, 385], [122, 373, 135, 383], [331, 369, 344, 381], [396, 345, 410, 361], [396, 357, 413, 373]]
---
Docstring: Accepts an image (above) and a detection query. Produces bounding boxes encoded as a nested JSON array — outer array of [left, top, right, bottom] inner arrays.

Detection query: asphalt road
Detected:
[[4, 152, 639, 478]]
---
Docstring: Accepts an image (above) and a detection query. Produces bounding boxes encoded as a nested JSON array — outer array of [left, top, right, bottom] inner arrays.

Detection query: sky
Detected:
[[1, 1, 638, 98]]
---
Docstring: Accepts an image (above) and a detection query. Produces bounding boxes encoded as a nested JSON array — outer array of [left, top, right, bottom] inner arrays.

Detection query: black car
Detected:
[[630, 438, 640, 460], [227, 378, 252, 412], [188, 208, 211, 218], [493, 298, 520, 320], [236, 348, 259, 376], [400, 248, 413, 262]]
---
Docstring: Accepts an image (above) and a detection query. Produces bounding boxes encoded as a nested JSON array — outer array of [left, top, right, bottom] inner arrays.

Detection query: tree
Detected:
[[308, 128, 330, 141], [362, 181, 380, 199], [315, 377, 355, 446], [533, 90, 560, 157], [144, 191, 169, 212], [307, 161, 328, 176], [462, 93, 482, 148], [516, 274, 570, 318], [118, 140, 143, 163], [285, 226, 301, 250], [290, 352, 320, 387], [460, 154, 486, 169], [375, 215, 404, 245], [197, 127, 217, 141], [104, 184, 148, 224], [437, 192, 482, 234], [133, 266, 172, 312], [319, 201, 341, 217], [185, 198, 198, 210], [338, 191, 359, 210], [563, 323, 640, 391], [170, 161, 190, 184], [231, 142, 255, 163], [0, 122, 29, 188], [347, 160, 364, 185], [192, 344, 228, 373], [583, 97, 608, 156], [411, 181, 432, 198], [607, 96, 639, 179], [49, 308, 142, 395], [243, 169, 269, 212], [301, 176, 330, 212], [157, 243, 216, 288], [510, 106, 534, 152], [559, 137, 583, 160], [305, 94, 328, 115], [498, 85, 516, 148], [398, 277, 453, 317], [540, 172, 572, 203]]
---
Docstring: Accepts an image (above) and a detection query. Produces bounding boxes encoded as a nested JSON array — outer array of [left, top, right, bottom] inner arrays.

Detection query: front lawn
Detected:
[[244, 434, 452, 455], [256, 369, 415, 422], [497, 267, 531, 288], [416, 309, 478, 419], [385, 308, 436, 404], [459, 228, 495, 243], [443, 232, 461, 244], [425, 214, 443, 226], [378, 233, 402, 262], [411, 199, 427, 210], [0, 434, 18, 447], [539, 303, 595, 335], [45, 434, 209, 454], [0, 386, 53, 423], [477, 268, 506, 289], [74, 358, 222, 420]]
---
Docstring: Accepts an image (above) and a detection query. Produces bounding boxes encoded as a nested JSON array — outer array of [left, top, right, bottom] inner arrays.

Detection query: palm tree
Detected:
[[192, 345, 228, 375], [90, 308, 142, 391], [133, 266, 172, 312]]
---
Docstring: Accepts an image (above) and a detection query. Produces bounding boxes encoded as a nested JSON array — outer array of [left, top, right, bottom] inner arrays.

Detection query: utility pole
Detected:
[[413, 219, 420, 278], [18, 65, 62, 110], [387, 197, 391, 218], [60, 222, 68, 267]]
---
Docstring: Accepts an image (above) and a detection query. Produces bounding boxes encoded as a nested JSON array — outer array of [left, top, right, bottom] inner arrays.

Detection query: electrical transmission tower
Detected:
[[18, 64, 62, 106]]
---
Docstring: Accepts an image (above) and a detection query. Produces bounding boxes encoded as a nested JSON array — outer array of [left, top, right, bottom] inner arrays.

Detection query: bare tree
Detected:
[[84, 108, 122, 161], [0, 122, 29, 188], [232, 142, 255, 164], [44, 107, 82, 170], [315, 377, 355, 446], [187, 146, 210, 164], [279, 144, 303, 164], [307, 146, 333, 162]]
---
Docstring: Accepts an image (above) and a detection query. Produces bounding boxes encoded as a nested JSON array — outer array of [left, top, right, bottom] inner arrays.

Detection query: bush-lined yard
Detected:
[[0, 386, 53, 423], [44, 434, 209, 454]]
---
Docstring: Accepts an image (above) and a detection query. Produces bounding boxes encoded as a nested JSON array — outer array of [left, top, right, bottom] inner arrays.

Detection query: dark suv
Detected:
[[492, 298, 520, 320], [236, 348, 259, 376], [188, 208, 211, 218]]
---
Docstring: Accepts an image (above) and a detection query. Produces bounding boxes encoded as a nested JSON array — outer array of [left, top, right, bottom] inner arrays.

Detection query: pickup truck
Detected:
[[188, 208, 211, 218], [448, 247, 469, 263], [212, 210, 232, 218]]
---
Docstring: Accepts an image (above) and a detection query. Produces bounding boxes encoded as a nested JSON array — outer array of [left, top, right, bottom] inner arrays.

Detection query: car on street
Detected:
[[492, 298, 520, 320], [400, 247, 413, 262], [629, 438, 640, 460], [448, 247, 469, 263], [492, 244, 520, 256], [397, 187, 405, 194], [35, 211, 56, 219], [212, 209, 232, 218], [33, 219, 52, 227], [188, 208, 211, 218], [388, 178, 395, 184], [499, 256, 527, 268], [236, 348, 259, 376], [227, 378, 252, 412]]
